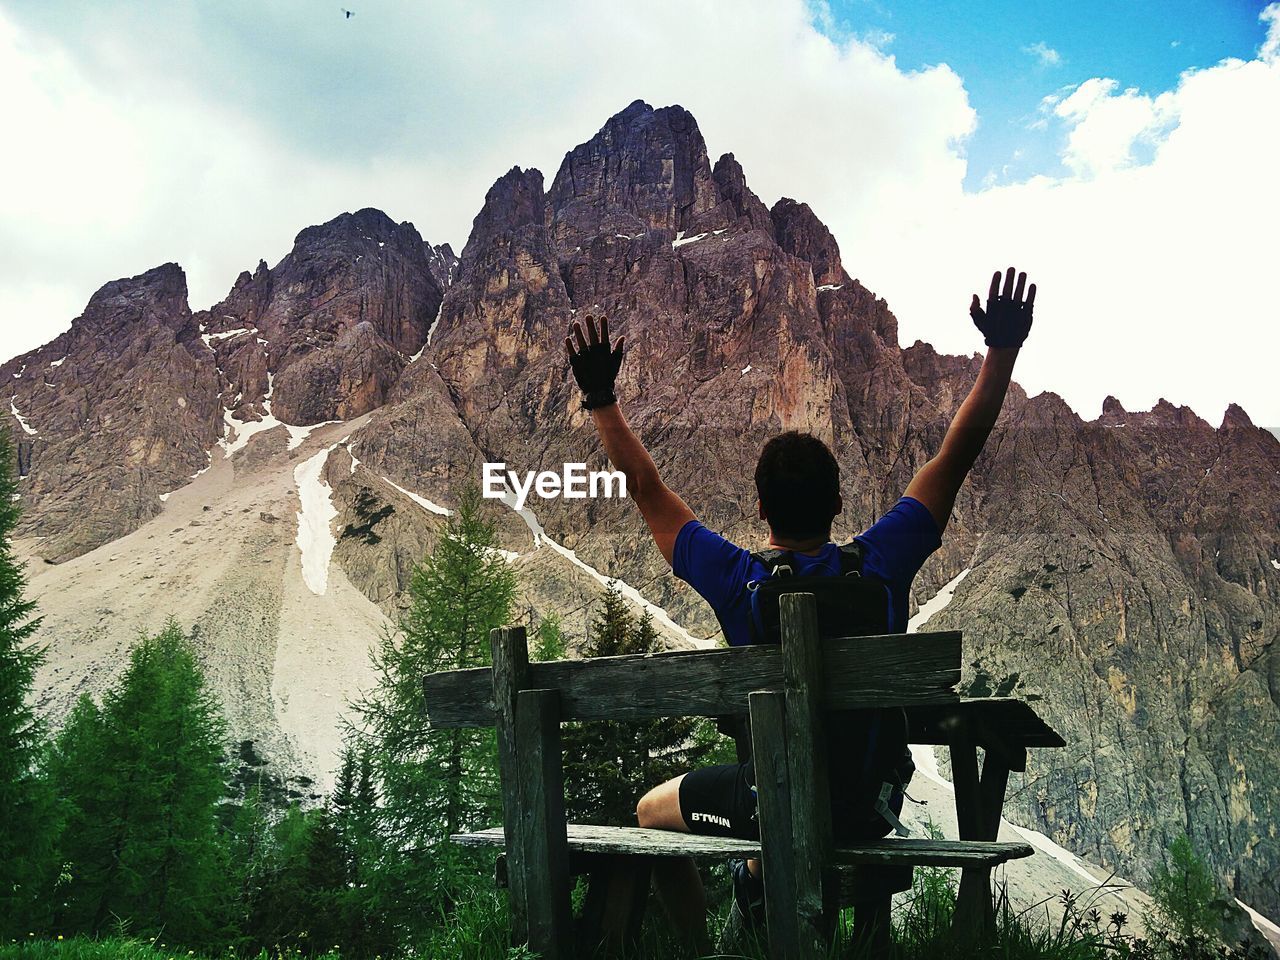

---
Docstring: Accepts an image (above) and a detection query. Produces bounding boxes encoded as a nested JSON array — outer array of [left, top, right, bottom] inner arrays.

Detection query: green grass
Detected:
[[4, 869, 1268, 960], [0, 940, 336, 960]]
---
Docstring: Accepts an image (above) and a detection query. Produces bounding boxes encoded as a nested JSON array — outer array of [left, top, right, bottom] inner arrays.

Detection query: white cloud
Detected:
[[1023, 41, 1063, 68], [859, 7, 1280, 427], [1051, 78, 1179, 177], [1, 0, 1278, 427]]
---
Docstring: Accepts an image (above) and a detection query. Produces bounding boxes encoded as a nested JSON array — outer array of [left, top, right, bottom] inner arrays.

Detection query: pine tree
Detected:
[[0, 425, 53, 934], [350, 485, 516, 927], [561, 584, 719, 824], [532, 611, 567, 661], [1146, 833, 1230, 948], [48, 620, 230, 944]]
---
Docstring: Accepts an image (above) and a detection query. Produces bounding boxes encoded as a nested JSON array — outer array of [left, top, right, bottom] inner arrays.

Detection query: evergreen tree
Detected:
[[0, 425, 53, 934], [532, 611, 567, 661], [561, 584, 718, 824], [47, 620, 230, 945], [350, 484, 516, 928], [1146, 833, 1230, 948]]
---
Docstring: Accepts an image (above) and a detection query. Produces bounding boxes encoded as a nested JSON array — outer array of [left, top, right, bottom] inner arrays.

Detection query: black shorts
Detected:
[[677, 757, 906, 843], [679, 759, 759, 839]]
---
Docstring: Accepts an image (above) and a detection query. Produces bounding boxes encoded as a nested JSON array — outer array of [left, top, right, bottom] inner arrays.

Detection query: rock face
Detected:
[[202, 207, 453, 427], [3, 264, 223, 562], [8, 101, 1280, 921]]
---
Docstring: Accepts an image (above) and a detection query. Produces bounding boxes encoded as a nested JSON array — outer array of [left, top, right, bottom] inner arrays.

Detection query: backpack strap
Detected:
[[837, 540, 866, 575], [749, 548, 796, 577], [746, 549, 795, 644]]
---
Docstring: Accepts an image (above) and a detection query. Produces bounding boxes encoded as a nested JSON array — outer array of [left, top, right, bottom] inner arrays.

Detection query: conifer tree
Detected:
[[561, 584, 718, 823], [1146, 833, 1230, 948], [532, 611, 567, 661], [48, 620, 230, 944], [0, 426, 52, 934], [350, 484, 516, 924]]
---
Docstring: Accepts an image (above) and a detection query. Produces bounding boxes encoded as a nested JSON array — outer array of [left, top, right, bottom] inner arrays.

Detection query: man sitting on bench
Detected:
[[565, 266, 1037, 945]]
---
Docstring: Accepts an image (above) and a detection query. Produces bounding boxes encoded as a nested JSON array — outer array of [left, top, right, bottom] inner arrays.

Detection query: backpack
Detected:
[[743, 542, 917, 840]]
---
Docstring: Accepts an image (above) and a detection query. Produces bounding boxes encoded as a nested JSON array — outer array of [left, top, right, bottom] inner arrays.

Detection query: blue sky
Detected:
[[820, 0, 1271, 187], [1, 0, 1278, 426]]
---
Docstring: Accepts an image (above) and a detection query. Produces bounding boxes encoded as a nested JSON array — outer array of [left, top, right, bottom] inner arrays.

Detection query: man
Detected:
[[565, 266, 1036, 945]]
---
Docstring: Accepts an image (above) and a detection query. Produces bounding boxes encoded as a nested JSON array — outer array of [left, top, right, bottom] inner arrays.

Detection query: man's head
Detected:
[[754, 431, 842, 543]]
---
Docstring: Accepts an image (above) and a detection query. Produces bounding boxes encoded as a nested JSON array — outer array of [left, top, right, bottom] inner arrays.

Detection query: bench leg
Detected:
[[578, 854, 651, 956], [852, 894, 893, 960], [950, 736, 1011, 940]]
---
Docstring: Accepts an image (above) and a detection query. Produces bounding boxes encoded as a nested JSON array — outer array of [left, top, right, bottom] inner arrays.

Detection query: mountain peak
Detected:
[[77, 262, 191, 336], [771, 197, 846, 287], [546, 100, 723, 252], [1221, 402, 1255, 430], [460, 166, 546, 263]]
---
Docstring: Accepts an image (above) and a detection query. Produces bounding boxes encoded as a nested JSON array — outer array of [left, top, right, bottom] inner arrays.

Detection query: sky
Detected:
[[1, 0, 1277, 427]]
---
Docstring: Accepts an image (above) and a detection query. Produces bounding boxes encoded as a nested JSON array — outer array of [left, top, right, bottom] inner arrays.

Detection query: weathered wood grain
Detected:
[[452, 825, 1033, 868], [423, 631, 963, 728], [780, 593, 835, 958], [750, 690, 800, 957], [514, 688, 571, 960], [488, 626, 529, 943]]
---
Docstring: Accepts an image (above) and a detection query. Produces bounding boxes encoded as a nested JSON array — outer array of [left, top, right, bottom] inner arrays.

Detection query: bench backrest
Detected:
[[421, 626, 962, 729]]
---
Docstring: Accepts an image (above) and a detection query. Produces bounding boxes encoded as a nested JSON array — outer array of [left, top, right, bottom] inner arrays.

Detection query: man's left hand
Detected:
[[970, 266, 1036, 349]]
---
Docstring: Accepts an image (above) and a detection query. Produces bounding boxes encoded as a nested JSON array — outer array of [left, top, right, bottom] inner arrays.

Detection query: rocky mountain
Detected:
[[7, 100, 1279, 926]]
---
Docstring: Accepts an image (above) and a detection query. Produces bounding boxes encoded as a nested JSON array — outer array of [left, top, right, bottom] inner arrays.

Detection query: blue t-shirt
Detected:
[[672, 496, 942, 646]]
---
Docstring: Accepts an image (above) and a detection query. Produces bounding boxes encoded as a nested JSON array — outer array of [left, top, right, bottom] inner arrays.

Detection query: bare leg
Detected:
[[636, 775, 710, 953]]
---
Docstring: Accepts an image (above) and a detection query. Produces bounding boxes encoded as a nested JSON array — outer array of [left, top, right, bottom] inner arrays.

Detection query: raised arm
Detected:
[[905, 266, 1036, 534], [566, 315, 694, 566]]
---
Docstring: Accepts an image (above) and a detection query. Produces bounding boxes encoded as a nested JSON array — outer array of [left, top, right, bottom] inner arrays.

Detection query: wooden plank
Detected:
[[453, 826, 1034, 867], [780, 593, 835, 958], [907, 699, 1065, 749], [423, 630, 963, 728], [750, 690, 800, 960], [488, 626, 529, 944], [515, 688, 572, 960]]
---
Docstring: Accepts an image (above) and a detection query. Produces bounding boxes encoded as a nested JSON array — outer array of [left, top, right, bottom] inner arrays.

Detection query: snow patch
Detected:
[[1236, 899, 1280, 940], [9, 398, 37, 435], [817, 283, 844, 292], [294, 445, 341, 596], [741, 364, 753, 374], [672, 231, 708, 249], [344, 444, 362, 475], [493, 486, 707, 648], [202, 327, 255, 349], [1271, 559, 1280, 570], [286, 420, 339, 452], [380, 476, 452, 516], [424, 303, 444, 350], [13, 363, 26, 379], [49, 355, 67, 367], [221, 373, 281, 456], [907, 568, 970, 633]]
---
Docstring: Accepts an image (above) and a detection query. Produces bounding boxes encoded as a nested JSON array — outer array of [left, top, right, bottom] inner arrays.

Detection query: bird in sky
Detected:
[[341, 8, 355, 18]]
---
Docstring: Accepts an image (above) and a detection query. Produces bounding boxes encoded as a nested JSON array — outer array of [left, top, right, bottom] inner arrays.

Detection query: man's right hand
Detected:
[[970, 266, 1036, 349], [566, 315, 625, 410]]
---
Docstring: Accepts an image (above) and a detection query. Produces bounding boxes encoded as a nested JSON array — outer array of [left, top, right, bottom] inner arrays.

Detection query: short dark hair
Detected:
[[753, 431, 840, 540]]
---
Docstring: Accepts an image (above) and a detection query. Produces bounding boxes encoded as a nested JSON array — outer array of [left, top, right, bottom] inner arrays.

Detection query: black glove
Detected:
[[970, 266, 1036, 349], [565, 315, 625, 410]]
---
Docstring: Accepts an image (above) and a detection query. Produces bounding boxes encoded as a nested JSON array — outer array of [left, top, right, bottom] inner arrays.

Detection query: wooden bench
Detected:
[[422, 593, 1064, 959]]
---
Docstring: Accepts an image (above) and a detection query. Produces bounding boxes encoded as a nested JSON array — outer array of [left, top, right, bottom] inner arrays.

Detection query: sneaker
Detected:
[[717, 860, 767, 953], [731, 858, 767, 928]]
